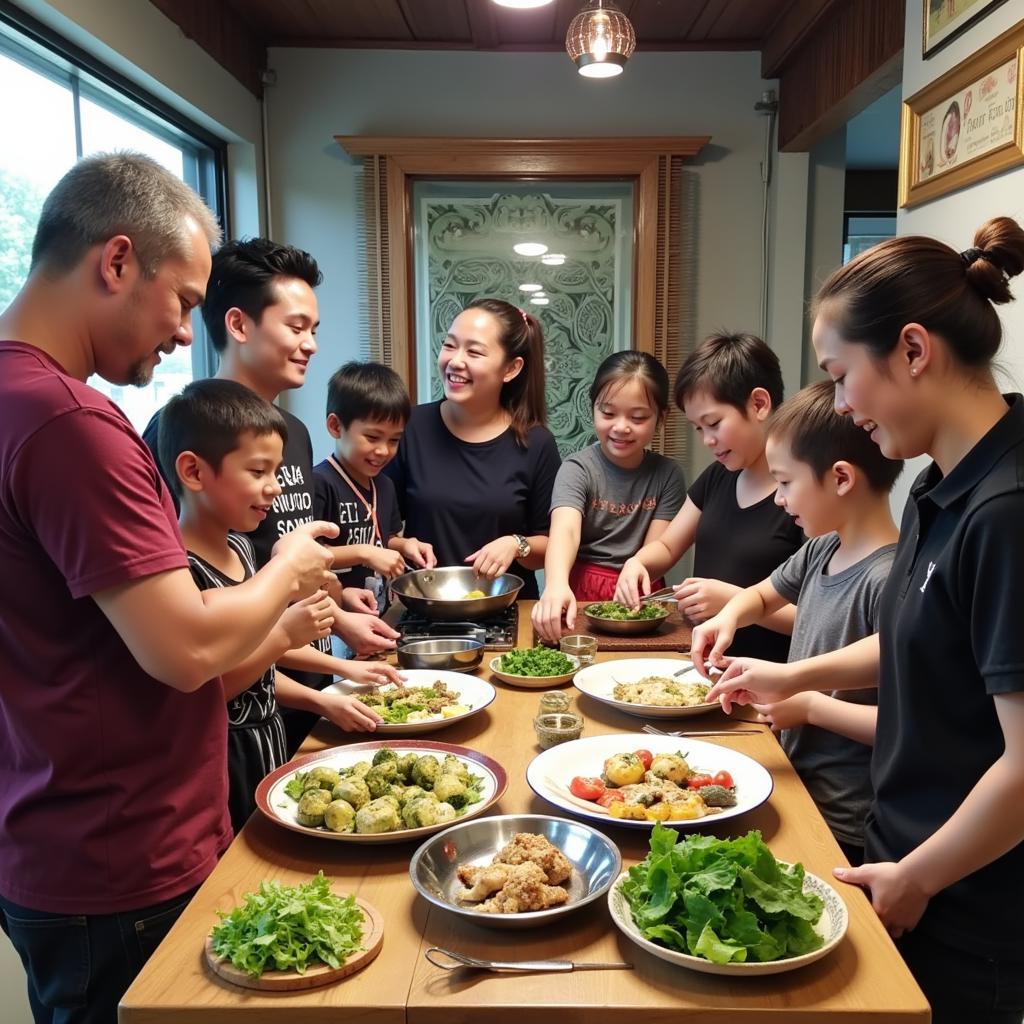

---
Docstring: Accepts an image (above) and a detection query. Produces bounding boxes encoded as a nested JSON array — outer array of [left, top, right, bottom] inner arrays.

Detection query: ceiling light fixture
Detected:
[[513, 242, 548, 256], [518, 283, 543, 292], [566, 0, 636, 79], [530, 296, 550, 305], [540, 253, 566, 265], [493, 0, 554, 8]]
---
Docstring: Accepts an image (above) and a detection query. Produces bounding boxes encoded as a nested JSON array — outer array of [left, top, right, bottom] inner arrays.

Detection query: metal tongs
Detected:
[[425, 947, 633, 973], [639, 586, 676, 604]]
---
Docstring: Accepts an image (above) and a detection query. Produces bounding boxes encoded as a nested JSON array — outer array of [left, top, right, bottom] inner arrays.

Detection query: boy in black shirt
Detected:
[[314, 362, 435, 609]]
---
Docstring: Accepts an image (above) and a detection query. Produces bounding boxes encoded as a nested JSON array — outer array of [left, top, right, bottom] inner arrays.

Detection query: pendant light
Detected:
[[565, 0, 636, 78], [492, 1, 555, 8]]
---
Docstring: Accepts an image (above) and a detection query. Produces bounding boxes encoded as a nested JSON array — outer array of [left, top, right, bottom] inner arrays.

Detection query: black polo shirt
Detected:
[[867, 394, 1024, 956]]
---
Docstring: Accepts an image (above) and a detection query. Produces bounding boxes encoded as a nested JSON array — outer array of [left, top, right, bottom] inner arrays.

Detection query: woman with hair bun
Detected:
[[705, 216, 1024, 1023], [385, 299, 560, 599]]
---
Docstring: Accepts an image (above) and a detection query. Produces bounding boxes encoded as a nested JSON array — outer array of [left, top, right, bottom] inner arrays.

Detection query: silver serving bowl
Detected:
[[580, 601, 673, 635], [397, 638, 484, 673], [391, 566, 524, 621], [409, 813, 621, 930]]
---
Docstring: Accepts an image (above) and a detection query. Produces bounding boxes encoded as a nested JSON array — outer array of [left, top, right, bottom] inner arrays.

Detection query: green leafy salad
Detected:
[[355, 681, 468, 724], [621, 824, 825, 965], [498, 646, 576, 677], [209, 872, 363, 976], [585, 601, 669, 621]]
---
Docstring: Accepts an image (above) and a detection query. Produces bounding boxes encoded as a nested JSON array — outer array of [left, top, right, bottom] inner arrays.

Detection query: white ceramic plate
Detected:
[[526, 733, 772, 830], [573, 658, 721, 719], [255, 740, 507, 844], [608, 867, 848, 976], [322, 670, 496, 735], [489, 653, 580, 689]]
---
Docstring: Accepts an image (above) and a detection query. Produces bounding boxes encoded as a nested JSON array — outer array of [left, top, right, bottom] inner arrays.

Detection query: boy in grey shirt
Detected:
[[690, 381, 903, 864]]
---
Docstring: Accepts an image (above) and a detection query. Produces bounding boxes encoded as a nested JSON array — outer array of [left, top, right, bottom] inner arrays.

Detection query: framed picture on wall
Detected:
[[900, 18, 1023, 207], [923, 0, 1010, 58]]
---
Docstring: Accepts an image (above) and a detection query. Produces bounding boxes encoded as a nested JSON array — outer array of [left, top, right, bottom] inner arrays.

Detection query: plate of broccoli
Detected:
[[489, 647, 580, 688], [256, 741, 508, 844]]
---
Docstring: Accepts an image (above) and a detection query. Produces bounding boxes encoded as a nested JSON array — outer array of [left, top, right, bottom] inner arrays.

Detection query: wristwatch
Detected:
[[513, 534, 531, 559]]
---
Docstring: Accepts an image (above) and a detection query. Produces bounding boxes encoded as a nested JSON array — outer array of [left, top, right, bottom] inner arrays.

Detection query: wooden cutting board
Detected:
[[535, 612, 692, 652], [204, 895, 384, 991]]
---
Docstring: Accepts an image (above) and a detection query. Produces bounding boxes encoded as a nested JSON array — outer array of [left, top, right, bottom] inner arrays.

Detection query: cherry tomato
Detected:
[[688, 774, 714, 790], [634, 749, 653, 771], [713, 770, 735, 790], [596, 788, 625, 808], [570, 776, 606, 801]]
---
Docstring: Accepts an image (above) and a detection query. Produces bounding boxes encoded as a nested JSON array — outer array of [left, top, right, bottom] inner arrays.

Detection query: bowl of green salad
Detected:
[[581, 600, 674, 635], [489, 647, 580, 689]]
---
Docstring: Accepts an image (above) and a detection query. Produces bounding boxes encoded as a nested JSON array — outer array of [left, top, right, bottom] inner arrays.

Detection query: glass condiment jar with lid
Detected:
[[538, 689, 572, 715], [533, 710, 584, 749]]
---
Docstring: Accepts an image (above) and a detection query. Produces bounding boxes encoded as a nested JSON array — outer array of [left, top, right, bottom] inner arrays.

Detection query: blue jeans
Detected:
[[0, 887, 197, 1024], [897, 927, 1024, 1024]]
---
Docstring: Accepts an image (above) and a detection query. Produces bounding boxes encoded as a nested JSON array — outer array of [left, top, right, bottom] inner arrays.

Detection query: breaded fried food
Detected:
[[477, 862, 569, 913], [455, 863, 510, 901], [494, 832, 572, 884]]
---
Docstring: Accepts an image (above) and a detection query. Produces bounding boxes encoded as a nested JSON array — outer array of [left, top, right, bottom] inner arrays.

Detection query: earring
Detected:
[[910, 368, 919, 377]]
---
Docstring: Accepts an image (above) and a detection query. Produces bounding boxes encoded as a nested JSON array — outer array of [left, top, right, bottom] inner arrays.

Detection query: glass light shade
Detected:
[[513, 241, 549, 256], [565, 1, 636, 76]]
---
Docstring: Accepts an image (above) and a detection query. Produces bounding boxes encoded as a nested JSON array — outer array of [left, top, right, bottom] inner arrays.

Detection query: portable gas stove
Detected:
[[394, 604, 518, 651]]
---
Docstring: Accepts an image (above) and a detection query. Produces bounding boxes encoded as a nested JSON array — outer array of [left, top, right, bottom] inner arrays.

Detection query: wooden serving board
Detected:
[[535, 613, 692, 652], [204, 895, 384, 991]]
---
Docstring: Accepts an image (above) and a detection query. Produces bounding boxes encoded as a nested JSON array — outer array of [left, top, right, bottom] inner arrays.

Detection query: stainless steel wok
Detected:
[[390, 566, 523, 621]]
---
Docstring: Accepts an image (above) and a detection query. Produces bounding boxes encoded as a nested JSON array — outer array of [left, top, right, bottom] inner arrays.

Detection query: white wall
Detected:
[[262, 47, 799, 462], [892, 0, 1024, 511]]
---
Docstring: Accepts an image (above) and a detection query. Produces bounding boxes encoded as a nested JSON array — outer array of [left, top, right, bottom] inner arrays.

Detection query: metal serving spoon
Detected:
[[425, 947, 633, 973]]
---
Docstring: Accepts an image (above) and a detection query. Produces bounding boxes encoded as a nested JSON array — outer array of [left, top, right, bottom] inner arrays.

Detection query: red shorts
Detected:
[[568, 561, 666, 604]]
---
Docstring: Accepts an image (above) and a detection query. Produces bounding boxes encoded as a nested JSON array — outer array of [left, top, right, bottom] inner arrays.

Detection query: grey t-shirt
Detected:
[[550, 444, 685, 568], [770, 533, 896, 847]]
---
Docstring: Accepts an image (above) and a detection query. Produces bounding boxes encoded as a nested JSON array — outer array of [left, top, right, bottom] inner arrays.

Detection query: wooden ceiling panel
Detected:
[[397, 0, 473, 43]]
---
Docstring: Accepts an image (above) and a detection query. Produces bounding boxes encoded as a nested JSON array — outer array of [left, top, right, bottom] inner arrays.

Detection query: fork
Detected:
[[425, 947, 633, 973], [642, 723, 762, 738]]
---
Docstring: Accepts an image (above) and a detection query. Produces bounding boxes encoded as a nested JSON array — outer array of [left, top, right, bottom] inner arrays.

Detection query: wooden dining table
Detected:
[[120, 601, 930, 1023]]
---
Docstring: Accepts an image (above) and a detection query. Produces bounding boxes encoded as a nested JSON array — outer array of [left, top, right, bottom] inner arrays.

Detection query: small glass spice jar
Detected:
[[538, 689, 572, 715], [533, 710, 584, 749], [560, 633, 598, 666]]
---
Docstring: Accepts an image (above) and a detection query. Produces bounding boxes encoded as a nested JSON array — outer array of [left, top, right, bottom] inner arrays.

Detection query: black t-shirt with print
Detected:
[[383, 401, 561, 600], [688, 461, 804, 661], [313, 459, 403, 590], [867, 395, 1024, 957]]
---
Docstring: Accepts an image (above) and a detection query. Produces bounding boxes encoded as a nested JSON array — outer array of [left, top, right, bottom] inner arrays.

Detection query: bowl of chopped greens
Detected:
[[255, 740, 507, 844], [205, 873, 384, 988], [321, 670, 496, 735], [581, 600, 673, 635], [608, 824, 848, 976], [489, 647, 580, 688]]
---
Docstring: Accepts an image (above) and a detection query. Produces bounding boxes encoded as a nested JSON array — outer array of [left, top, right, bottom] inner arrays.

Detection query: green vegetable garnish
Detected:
[[498, 646, 576, 677], [283, 770, 309, 801], [585, 601, 668, 620], [210, 872, 364, 977], [621, 824, 824, 965]]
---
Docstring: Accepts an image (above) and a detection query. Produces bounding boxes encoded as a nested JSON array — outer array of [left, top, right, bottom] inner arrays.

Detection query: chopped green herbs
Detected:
[[622, 824, 824, 965], [585, 601, 669, 621], [498, 646, 576, 677], [209, 873, 364, 976]]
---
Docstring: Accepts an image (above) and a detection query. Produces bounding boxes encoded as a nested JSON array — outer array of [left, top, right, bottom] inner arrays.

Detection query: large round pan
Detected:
[[391, 566, 523, 621]]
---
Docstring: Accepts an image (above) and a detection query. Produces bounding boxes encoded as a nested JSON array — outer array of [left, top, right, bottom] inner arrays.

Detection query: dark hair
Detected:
[[31, 152, 221, 277], [326, 361, 411, 427], [814, 217, 1024, 369], [589, 351, 670, 416], [158, 379, 288, 496], [201, 238, 323, 353], [768, 380, 903, 493], [674, 331, 784, 413], [462, 298, 547, 447]]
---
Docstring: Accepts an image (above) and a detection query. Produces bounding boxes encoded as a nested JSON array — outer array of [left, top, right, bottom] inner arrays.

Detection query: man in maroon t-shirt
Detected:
[[0, 154, 337, 1024]]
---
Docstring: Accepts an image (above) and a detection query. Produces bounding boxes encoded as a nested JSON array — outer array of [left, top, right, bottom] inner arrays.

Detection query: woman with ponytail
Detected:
[[704, 217, 1024, 1023], [385, 299, 560, 599]]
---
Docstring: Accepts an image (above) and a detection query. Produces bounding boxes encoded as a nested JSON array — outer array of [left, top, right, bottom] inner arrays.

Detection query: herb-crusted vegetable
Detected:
[[498, 647, 576, 677], [209, 873, 363, 976], [585, 601, 669, 620], [622, 825, 824, 965]]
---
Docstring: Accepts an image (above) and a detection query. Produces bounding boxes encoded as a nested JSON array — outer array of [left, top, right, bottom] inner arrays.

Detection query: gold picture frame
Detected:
[[900, 18, 1023, 208], [923, 0, 1010, 59]]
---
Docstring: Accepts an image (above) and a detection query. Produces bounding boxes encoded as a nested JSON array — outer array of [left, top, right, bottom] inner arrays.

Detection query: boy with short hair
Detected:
[[616, 332, 805, 660], [160, 379, 387, 832], [314, 361, 435, 605], [691, 379, 903, 863]]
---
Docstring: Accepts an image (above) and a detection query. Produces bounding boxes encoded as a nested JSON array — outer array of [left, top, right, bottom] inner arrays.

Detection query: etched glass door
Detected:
[[412, 180, 635, 457]]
